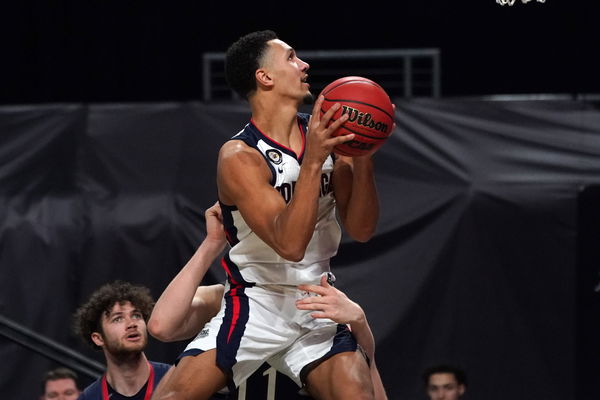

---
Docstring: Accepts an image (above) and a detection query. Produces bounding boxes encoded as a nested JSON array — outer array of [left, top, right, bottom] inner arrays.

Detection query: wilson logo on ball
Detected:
[[319, 76, 395, 157], [341, 105, 389, 133]]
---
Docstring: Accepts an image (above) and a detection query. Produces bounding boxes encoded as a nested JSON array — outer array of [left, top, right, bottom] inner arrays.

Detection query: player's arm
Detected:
[[218, 97, 351, 261], [148, 203, 226, 342], [296, 276, 388, 400], [332, 154, 379, 242]]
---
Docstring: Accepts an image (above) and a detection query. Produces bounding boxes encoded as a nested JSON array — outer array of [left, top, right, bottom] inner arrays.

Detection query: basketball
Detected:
[[319, 76, 394, 157]]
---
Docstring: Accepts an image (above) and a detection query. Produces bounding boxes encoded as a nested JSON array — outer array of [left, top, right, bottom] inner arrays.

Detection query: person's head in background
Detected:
[[40, 367, 80, 400], [422, 364, 467, 400], [73, 280, 155, 362]]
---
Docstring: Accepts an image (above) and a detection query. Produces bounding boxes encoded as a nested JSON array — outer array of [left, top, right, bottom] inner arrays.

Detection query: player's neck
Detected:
[[104, 351, 150, 396], [251, 95, 300, 144]]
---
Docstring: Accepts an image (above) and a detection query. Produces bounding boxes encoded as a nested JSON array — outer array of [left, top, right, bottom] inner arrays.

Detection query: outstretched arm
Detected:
[[148, 202, 226, 342], [296, 276, 388, 400]]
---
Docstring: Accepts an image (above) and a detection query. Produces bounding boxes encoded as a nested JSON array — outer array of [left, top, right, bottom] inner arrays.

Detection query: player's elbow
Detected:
[[279, 250, 306, 262], [275, 245, 306, 262], [349, 226, 376, 243], [353, 232, 375, 243], [147, 317, 174, 342]]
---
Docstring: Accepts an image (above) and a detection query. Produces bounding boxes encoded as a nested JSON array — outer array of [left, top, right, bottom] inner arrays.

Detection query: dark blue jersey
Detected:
[[78, 361, 170, 400], [77, 360, 229, 400]]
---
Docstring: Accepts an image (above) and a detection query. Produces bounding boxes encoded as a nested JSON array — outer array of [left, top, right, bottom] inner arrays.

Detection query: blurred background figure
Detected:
[[40, 367, 81, 400], [422, 364, 467, 400]]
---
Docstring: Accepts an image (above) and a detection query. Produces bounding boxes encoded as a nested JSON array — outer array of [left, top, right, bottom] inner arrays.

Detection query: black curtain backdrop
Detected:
[[1, 99, 600, 399]]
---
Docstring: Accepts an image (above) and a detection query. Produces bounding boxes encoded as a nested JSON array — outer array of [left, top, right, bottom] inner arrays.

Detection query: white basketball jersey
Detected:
[[220, 113, 341, 286]]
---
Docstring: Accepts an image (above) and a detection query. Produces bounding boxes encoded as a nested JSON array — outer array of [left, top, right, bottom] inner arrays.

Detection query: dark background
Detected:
[[2, 1, 600, 399], [0, 0, 598, 104], [2, 98, 600, 399]]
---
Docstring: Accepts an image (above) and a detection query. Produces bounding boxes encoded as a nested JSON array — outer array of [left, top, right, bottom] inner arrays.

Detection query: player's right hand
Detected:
[[304, 95, 353, 167]]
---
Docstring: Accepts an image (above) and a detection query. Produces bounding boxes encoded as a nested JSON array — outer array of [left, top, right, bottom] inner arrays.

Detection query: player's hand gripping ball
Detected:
[[319, 76, 394, 157]]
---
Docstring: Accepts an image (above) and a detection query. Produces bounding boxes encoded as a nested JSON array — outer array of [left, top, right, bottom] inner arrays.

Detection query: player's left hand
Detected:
[[296, 275, 365, 325], [205, 201, 227, 249]]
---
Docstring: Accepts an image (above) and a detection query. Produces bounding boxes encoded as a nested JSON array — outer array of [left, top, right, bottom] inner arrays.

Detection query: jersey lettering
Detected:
[[276, 173, 331, 203]]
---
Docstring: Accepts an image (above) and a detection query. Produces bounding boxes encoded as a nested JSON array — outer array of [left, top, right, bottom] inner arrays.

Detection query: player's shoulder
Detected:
[[219, 122, 264, 165], [219, 139, 259, 164], [220, 121, 257, 152], [77, 378, 101, 399], [150, 361, 172, 379]]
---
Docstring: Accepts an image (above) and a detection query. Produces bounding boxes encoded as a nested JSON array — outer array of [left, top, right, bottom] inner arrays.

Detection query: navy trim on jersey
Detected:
[[219, 201, 239, 246], [248, 116, 308, 161], [232, 122, 277, 186], [78, 361, 171, 400], [221, 253, 254, 287], [230, 114, 310, 187]]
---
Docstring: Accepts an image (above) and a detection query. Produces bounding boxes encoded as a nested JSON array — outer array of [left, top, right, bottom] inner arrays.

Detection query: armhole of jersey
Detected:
[[263, 156, 276, 186]]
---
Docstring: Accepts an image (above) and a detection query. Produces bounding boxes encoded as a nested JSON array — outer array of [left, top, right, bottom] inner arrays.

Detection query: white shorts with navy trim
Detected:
[[179, 280, 357, 388]]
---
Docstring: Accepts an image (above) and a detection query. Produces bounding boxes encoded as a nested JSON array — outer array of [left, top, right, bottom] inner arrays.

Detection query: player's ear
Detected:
[[91, 332, 104, 347], [255, 68, 273, 89]]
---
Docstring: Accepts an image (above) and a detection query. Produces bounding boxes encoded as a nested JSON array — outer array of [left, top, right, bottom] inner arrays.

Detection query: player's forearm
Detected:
[[350, 314, 388, 399], [342, 157, 379, 241], [271, 162, 323, 261], [370, 359, 389, 400], [349, 311, 376, 361], [148, 238, 224, 341]]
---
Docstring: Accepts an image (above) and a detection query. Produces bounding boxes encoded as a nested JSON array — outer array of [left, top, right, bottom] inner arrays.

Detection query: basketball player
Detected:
[[73, 281, 171, 399], [152, 30, 381, 400], [148, 203, 388, 399]]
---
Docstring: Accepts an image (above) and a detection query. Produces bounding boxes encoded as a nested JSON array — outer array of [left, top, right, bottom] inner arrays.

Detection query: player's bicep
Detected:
[[217, 143, 287, 246]]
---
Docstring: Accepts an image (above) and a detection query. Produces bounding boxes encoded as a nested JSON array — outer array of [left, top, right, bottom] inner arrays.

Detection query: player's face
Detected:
[[263, 39, 312, 104], [98, 301, 148, 356], [43, 378, 80, 400], [426, 373, 465, 400]]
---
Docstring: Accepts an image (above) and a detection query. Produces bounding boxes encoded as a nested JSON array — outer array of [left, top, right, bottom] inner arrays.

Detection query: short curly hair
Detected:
[[225, 30, 278, 100], [73, 280, 155, 350]]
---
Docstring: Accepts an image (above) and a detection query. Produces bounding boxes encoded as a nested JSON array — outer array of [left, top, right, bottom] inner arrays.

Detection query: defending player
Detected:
[[152, 30, 380, 400]]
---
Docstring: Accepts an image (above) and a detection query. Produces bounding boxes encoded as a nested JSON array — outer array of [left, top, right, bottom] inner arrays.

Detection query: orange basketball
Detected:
[[319, 76, 394, 157]]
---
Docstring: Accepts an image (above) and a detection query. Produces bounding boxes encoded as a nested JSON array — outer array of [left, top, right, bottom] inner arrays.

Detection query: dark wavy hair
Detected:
[[422, 364, 468, 387], [225, 30, 278, 100], [73, 280, 155, 350]]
